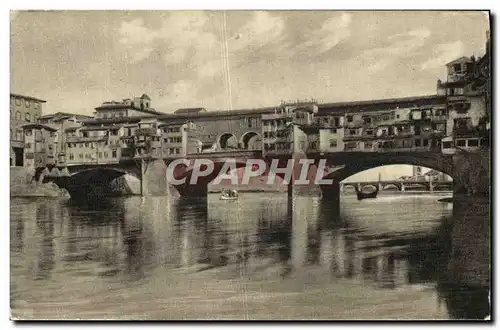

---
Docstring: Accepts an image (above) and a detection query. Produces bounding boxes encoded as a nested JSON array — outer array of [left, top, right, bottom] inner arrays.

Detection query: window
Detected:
[[15, 111, 21, 120], [33, 103, 40, 110], [415, 139, 421, 147], [422, 139, 429, 147], [453, 63, 462, 73], [456, 140, 466, 147], [112, 150, 117, 158], [363, 117, 372, 124], [175, 148, 180, 154], [480, 137, 490, 148], [329, 139, 337, 148], [25, 100, 30, 108], [382, 115, 390, 121], [104, 152, 108, 158], [347, 115, 353, 123], [365, 129, 373, 136], [69, 154, 74, 160], [330, 128, 337, 134], [79, 153, 83, 159], [364, 141, 373, 149], [468, 139, 479, 147], [442, 141, 453, 149], [25, 130, 32, 136], [25, 143, 32, 149], [349, 129, 357, 136], [247, 118, 253, 128]]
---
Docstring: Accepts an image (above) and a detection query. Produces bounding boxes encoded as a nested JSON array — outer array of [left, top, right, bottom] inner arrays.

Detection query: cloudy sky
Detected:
[[10, 10, 489, 180]]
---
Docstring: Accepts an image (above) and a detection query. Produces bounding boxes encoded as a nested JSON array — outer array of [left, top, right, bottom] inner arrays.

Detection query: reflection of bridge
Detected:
[[342, 180, 454, 193]]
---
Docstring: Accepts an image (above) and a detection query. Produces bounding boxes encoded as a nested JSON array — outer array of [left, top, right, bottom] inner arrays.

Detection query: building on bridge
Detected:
[[437, 31, 490, 153], [316, 95, 447, 153]]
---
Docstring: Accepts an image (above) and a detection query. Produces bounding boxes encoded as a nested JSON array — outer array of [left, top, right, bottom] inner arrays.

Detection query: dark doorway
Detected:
[[13, 147, 23, 167]]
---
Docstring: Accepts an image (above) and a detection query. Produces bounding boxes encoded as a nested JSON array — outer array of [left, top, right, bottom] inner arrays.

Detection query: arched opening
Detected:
[[62, 168, 134, 199], [217, 133, 238, 150], [383, 183, 400, 191], [239, 131, 262, 150]]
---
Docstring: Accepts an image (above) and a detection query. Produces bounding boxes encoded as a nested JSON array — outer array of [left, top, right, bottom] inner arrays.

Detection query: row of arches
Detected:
[[188, 132, 263, 153]]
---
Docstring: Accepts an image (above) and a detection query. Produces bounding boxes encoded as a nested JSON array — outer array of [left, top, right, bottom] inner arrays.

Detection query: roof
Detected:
[[95, 104, 165, 116], [317, 95, 445, 115], [20, 123, 57, 132], [140, 93, 151, 100], [446, 56, 472, 66], [174, 108, 207, 114], [80, 126, 122, 132], [82, 116, 153, 125], [159, 107, 277, 120], [10, 93, 47, 103]]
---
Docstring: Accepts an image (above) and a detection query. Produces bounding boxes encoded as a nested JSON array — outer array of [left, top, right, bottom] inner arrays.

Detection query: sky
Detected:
[[10, 10, 490, 180]]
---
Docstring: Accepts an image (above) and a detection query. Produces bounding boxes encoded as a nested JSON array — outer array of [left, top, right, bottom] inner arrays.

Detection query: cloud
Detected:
[[117, 12, 219, 74], [229, 11, 286, 52], [420, 40, 465, 70], [357, 28, 432, 73], [118, 18, 159, 62], [295, 13, 352, 54]]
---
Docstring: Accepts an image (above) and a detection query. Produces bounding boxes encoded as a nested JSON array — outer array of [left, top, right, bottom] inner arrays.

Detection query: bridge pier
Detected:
[[319, 182, 341, 221], [139, 159, 169, 197]]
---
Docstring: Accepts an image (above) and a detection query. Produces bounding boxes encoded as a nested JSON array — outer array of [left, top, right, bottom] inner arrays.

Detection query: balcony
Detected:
[[431, 115, 448, 122], [447, 73, 468, 83], [135, 127, 159, 136]]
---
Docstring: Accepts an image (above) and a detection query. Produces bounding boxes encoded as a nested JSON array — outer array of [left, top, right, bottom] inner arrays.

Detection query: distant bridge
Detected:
[[341, 180, 453, 193]]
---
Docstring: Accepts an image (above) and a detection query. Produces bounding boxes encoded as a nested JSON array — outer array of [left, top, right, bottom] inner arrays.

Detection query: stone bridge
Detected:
[[39, 150, 489, 204]]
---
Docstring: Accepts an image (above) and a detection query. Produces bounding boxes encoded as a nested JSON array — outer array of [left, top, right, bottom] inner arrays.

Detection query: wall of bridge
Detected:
[[188, 115, 264, 150]]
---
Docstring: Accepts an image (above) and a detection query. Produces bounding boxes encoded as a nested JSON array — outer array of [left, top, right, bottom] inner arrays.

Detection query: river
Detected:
[[10, 192, 490, 320]]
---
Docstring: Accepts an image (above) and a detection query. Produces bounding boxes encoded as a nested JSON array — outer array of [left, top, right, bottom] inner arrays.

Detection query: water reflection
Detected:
[[10, 193, 490, 319]]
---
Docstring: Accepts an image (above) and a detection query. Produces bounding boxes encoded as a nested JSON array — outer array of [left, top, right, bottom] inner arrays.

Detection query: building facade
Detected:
[[10, 93, 46, 166]]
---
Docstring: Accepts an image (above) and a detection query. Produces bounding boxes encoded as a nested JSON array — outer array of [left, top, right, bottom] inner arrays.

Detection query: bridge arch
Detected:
[[322, 153, 454, 184], [217, 132, 239, 150], [382, 183, 401, 191], [239, 131, 262, 150]]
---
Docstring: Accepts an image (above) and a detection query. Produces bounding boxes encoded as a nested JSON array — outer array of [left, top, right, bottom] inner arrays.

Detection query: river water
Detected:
[[10, 192, 490, 320]]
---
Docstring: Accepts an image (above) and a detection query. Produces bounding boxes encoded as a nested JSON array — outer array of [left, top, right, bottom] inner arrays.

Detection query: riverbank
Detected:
[[10, 181, 71, 199], [10, 167, 70, 199]]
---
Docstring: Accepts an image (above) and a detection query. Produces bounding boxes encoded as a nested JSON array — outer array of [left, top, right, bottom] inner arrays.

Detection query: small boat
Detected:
[[220, 188, 238, 200], [356, 186, 379, 200], [356, 190, 378, 200]]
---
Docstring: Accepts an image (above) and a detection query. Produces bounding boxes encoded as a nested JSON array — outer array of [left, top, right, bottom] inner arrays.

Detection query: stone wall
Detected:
[[453, 151, 490, 196]]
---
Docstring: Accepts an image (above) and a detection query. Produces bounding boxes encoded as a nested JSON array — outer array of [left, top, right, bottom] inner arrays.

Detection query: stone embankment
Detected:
[[10, 167, 70, 199]]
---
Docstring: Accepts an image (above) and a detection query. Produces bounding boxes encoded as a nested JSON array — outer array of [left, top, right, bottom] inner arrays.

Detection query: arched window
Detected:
[[33, 114, 39, 123], [25, 113, 31, 122], [15, 98, 21, 106], [25, 100, 30, 108], [15, 111, 21, 120]]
